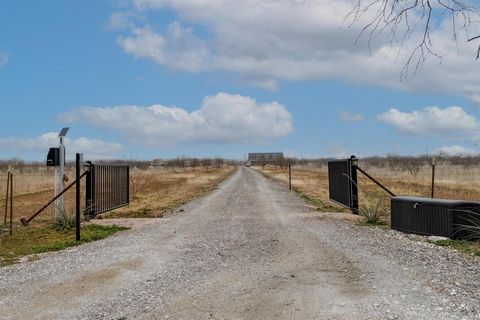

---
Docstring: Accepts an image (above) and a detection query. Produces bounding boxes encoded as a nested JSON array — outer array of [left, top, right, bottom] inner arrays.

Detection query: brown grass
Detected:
[[255, 165, 347, 212], [257, 164, 480, 225], [0, 166, 235, 229], [104, 166, 235, 218], [0, 165, 234, 265]]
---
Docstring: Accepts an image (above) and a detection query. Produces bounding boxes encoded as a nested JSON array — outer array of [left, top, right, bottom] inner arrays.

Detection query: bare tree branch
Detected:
[[347, 0, 480, 77]]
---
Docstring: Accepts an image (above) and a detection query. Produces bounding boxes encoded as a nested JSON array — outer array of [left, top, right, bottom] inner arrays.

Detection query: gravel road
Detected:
[[1, 166, 479, 319]]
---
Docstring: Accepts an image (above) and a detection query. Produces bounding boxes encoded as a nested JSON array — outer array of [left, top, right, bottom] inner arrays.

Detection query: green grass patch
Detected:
[[357, 220, 389, 228], [104, 206, 165, 218], [431, 239, 480, 256], [0, 224, 129, 266]]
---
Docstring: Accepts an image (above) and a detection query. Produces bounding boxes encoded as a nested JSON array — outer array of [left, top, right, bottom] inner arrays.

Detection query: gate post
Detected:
[[126, 166, 130, 203], [288, 164, 292, 190], [84, 161, 96, 219], [349, 155, 359, 214], [75, 153, 81, 241]]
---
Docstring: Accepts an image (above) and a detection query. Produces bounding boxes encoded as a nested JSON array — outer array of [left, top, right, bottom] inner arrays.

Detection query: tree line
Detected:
[[0, 157, 240, 173]]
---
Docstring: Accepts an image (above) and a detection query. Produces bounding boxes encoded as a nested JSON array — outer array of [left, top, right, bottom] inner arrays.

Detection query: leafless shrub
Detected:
[[201, 158, 212, 170], [129, 170, 150, 199], [191, 158, 200, 171], [213, 158, 224, 168]]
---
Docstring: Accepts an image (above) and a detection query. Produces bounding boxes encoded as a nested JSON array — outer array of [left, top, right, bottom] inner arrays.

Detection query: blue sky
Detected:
[[1, 0, 480, 161]]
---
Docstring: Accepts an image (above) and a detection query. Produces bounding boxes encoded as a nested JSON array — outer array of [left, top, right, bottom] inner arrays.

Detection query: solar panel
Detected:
[[58, 127, 70, 137]]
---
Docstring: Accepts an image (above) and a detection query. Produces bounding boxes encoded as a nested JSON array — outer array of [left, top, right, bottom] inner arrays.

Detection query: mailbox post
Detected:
[[46, 128, 69, 221], [57, 128, 68, 218]]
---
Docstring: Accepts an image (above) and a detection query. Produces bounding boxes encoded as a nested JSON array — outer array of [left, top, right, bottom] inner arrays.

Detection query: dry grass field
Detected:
[[255, 165, 347, 213], [0, 165, 234, 265], [257, 163, 480, 256], [0, 165, 234, 227], [104, 166, 235, 218], [257, 163, 480, 225]]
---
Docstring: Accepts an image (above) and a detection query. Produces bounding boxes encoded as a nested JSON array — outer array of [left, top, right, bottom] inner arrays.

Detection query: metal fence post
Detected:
[[349, 156, 359, 214], [288, 164, 292, 190], [9, 173, 13, 236], [4, 171, 10, 225], [126, 166, 130, 203], [431, 157, 436, 198], [84, 161, 95, 218], [75, 153, 81, 241]]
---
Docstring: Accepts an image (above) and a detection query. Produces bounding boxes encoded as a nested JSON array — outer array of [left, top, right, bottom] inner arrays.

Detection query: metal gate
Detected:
[[328, 156, 359, 213], [85, 162, 129, 218]]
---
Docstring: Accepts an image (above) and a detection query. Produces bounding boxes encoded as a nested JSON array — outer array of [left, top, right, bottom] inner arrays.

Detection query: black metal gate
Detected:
[[85, 162, 129, 218], [328, 156, 359, 214]]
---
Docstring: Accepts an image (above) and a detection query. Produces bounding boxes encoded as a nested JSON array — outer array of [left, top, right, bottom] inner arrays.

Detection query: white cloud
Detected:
[[325, 144, 356, 159], [339, 111, 364, 122], [59, 92, 293, 146], [112, 0, 480, 100], [284, 150, 320, 159], [0, 52, 9, 66], [118, 23, 210, 72], [377, 106, 479, 137], [107, 12, 135, 30], [435, 145, 477, 156], [0, 132, 124, 160]]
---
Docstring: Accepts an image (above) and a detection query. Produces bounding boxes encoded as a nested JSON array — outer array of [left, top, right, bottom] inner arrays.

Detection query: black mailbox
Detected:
[[46, 148, 60, 166]]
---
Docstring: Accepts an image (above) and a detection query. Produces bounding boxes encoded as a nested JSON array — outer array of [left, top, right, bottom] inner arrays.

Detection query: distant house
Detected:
[[151, 159, 164, 167], [248, 152, 284, 166]]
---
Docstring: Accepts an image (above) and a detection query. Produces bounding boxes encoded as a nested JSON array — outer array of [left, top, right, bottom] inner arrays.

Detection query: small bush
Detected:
[[359, 193, 389, 225], [130, 170, 150, 199], [54, 208, 78, 230], [344, 174, 389, 225], [453, 209, 480, 240]]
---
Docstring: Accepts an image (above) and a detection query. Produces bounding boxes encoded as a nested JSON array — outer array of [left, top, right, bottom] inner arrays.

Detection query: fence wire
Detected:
[[0, 169, 85, 227], [361, 165, 480, 186]]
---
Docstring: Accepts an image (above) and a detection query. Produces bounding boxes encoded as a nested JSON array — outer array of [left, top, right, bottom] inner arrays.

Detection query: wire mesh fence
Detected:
[[0, 168, 85, 229], [360, 164, 480, 187]]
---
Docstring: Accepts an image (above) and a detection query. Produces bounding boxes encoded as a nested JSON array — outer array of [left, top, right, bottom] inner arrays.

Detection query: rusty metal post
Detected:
[[9, 173, 13, 236], [288, 164, 292, 190], [431, 157, 436, 198]]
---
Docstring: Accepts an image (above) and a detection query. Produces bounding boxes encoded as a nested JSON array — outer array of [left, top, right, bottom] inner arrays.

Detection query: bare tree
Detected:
[[129, 169, 150, 199], [191, 158, 200, 171], [348, 0, 480, 75]]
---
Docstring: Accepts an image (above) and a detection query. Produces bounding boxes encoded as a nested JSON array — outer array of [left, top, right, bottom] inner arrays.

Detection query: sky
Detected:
[[1, 0, 480, 161]]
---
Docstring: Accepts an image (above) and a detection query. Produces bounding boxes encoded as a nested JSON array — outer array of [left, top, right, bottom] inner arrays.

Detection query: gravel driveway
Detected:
[[0, 166, 479, 319]]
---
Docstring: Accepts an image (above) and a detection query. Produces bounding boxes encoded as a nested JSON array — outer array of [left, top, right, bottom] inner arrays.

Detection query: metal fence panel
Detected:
[[85, 163, 129, 217], [328, 160, 351, 207], [328, 158, 358, 213]]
